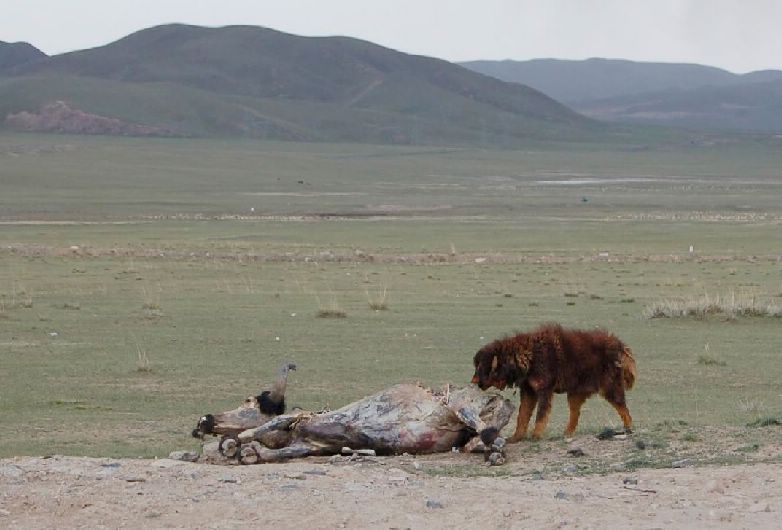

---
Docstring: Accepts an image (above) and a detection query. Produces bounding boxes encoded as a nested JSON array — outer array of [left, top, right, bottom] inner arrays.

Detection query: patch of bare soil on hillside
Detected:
[[5, 101, 178, 137]]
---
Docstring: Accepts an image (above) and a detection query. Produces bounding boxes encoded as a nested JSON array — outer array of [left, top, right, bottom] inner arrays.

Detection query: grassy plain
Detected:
[[1, 132, 780, 460]]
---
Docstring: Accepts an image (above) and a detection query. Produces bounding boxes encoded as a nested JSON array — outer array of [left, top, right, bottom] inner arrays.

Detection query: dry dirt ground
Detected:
[[1, 444, 780, 529]]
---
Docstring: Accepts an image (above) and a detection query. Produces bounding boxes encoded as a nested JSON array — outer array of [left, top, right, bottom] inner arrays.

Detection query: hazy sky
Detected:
[[3, 0, 781, 73]]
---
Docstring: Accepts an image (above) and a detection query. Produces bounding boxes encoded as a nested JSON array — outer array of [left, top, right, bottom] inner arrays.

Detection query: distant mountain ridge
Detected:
[[460, 58, 782, 104], [0, 41, 47, 71], [0, 24, 597, 144], [461, 58, 782, 133]]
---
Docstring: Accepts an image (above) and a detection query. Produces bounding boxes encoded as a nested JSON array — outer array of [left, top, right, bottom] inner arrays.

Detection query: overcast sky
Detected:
[[3, 0, 781, 73]]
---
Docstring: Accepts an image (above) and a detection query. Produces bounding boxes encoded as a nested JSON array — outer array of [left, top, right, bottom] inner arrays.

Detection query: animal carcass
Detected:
[[195, 382, 513, 465]]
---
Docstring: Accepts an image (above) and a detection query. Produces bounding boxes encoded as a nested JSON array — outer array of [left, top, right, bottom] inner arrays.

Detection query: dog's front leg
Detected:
[[530, 389, 554, 439], [507, 390, 537, 443]]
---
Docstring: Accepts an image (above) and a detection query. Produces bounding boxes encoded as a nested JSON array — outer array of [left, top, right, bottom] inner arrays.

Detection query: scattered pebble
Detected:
[[168, 451, 199, 463], [705, 479, 724, 494], [567, 448, 585, 457], [0, 464, 24, 479], [426, 499, 444, 509], [623, 477, 639, 485], [747, 503, 771, 513], [672, 459, 693, 468]]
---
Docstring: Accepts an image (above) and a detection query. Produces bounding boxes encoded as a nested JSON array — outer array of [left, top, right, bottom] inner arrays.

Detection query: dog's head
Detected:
[[472, 336, 531, 391], [472, 342, 511, 390]]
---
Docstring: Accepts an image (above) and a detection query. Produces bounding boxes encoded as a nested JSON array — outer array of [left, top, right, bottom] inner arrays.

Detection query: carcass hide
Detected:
[[197, 383, 513, 465]]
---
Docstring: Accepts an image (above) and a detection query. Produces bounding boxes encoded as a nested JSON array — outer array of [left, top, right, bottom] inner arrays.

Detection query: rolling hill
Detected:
[[0, 41, 46, 71], [461, 58, 782, 133], [575, 79, 782, 133], [0, 24, 599, 145]]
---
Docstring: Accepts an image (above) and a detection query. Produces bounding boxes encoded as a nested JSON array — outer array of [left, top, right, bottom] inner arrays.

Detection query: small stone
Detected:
[[426, 499, 444, 509], [597, 428, 617, 440], [0, 464, 24, 479], [562, 464, 578, 474], [567, 448, 585, 457], [218, 476, 239, 484], [747, 503, 771, 513], [705, 479, 724, 494], [168, 451, 199, 462], [554, 490, 569, 500], [304, 469, 327, 476], [623, 477, 639, 485], [672, 459, 692, 468], [0, 508, 10, 516], [412, 462, 422, 470], [285, 473, 306, 480]]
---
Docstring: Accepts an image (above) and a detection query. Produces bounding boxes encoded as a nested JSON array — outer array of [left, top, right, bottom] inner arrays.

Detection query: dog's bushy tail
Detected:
[[621, 347, 637, 390]]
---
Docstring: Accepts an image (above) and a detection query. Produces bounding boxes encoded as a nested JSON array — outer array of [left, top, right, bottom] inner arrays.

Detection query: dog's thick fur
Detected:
[[472, 323, 636, 441]]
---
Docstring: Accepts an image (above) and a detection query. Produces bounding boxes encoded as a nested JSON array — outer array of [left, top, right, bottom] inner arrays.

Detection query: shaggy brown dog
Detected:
[[472, 324, 636, 441]]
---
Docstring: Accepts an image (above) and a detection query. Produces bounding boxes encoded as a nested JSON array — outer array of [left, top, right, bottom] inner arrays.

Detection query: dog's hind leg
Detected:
[[603, 391, 633, 432], [564, 393, 589, 437], [530, 389, 554, 440], [507, 390, 537, 443]]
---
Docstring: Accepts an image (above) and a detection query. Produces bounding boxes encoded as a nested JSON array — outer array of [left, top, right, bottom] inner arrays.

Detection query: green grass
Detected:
[[0, 133, 781, 459]]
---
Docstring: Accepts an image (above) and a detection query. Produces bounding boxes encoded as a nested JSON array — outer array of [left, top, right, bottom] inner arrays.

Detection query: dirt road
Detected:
[[1, 454, 779, 529]]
